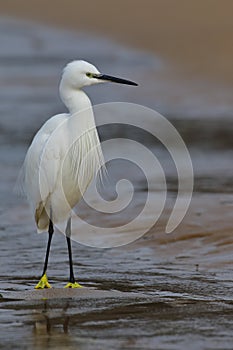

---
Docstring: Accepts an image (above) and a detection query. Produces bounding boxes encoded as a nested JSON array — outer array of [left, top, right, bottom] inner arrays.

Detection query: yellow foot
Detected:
[[35, 273, 51, 289], [64, 281, 83, 288]]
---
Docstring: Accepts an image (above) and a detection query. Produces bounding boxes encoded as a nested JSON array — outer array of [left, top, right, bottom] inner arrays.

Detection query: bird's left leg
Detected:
[[64, 217, 82, 288]]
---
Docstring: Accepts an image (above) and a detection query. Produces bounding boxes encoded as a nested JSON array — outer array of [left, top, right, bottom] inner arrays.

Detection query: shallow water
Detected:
[[0, 18, 233, 349]]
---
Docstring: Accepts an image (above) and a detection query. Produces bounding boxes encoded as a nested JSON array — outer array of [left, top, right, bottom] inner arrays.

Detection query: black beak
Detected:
[[94, 74, 138, 86]]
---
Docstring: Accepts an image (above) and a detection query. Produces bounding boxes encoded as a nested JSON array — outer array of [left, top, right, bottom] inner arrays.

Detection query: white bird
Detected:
[[21, 60, 137, 289]]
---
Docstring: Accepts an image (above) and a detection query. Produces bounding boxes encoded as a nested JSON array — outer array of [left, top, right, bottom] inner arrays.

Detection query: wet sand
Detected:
[[0, 15, 233, 350]]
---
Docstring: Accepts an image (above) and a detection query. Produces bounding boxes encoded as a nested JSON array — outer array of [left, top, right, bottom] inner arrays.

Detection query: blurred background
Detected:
[[1, 0, 233, 82], [1, 1, 233, 349]]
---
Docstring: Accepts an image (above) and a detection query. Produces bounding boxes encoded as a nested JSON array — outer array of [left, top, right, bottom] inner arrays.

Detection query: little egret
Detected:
[[22, 60, 138, 289]]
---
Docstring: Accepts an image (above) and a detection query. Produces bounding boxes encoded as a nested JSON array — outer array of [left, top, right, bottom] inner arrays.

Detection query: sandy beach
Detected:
[[1, 0, 233, 85]]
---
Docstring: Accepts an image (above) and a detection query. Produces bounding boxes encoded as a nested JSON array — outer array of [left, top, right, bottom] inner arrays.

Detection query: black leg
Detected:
[[66, 217, 75, 283], [42, 219, 54, 276]]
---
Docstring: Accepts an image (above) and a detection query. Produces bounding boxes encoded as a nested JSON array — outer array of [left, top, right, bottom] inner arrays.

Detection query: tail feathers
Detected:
[[35, 202, 50, 232]]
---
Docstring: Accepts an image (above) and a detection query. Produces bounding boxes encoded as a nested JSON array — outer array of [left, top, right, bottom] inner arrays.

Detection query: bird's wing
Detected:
[[19, 113, 68, 214]]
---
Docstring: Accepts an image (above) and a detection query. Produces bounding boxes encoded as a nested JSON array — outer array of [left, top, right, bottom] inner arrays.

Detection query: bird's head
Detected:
[[61, 60, 138, 90]]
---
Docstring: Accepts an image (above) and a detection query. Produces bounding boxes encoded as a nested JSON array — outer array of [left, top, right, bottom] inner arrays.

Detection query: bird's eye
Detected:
[[86, 72, 93, 78]]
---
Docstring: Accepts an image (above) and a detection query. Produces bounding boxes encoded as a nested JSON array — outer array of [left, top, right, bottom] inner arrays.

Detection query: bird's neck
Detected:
[[60, 84, 92, 115]]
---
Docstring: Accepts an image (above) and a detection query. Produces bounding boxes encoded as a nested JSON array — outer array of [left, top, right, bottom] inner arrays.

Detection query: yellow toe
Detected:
[[64, 282, 83, 288], [35, 273, 51, 289]]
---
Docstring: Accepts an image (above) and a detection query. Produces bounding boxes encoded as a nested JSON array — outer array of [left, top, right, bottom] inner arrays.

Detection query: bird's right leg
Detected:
[[64, 217, 82, 288], [35, 219, 54, 289]]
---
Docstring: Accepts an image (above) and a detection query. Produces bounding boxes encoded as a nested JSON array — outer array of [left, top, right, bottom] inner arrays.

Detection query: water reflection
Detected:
[[32, 301, 71, 348]]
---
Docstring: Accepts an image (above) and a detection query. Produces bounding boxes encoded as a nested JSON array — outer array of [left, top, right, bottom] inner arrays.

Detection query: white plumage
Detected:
[[22, 61, 104, 231]]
